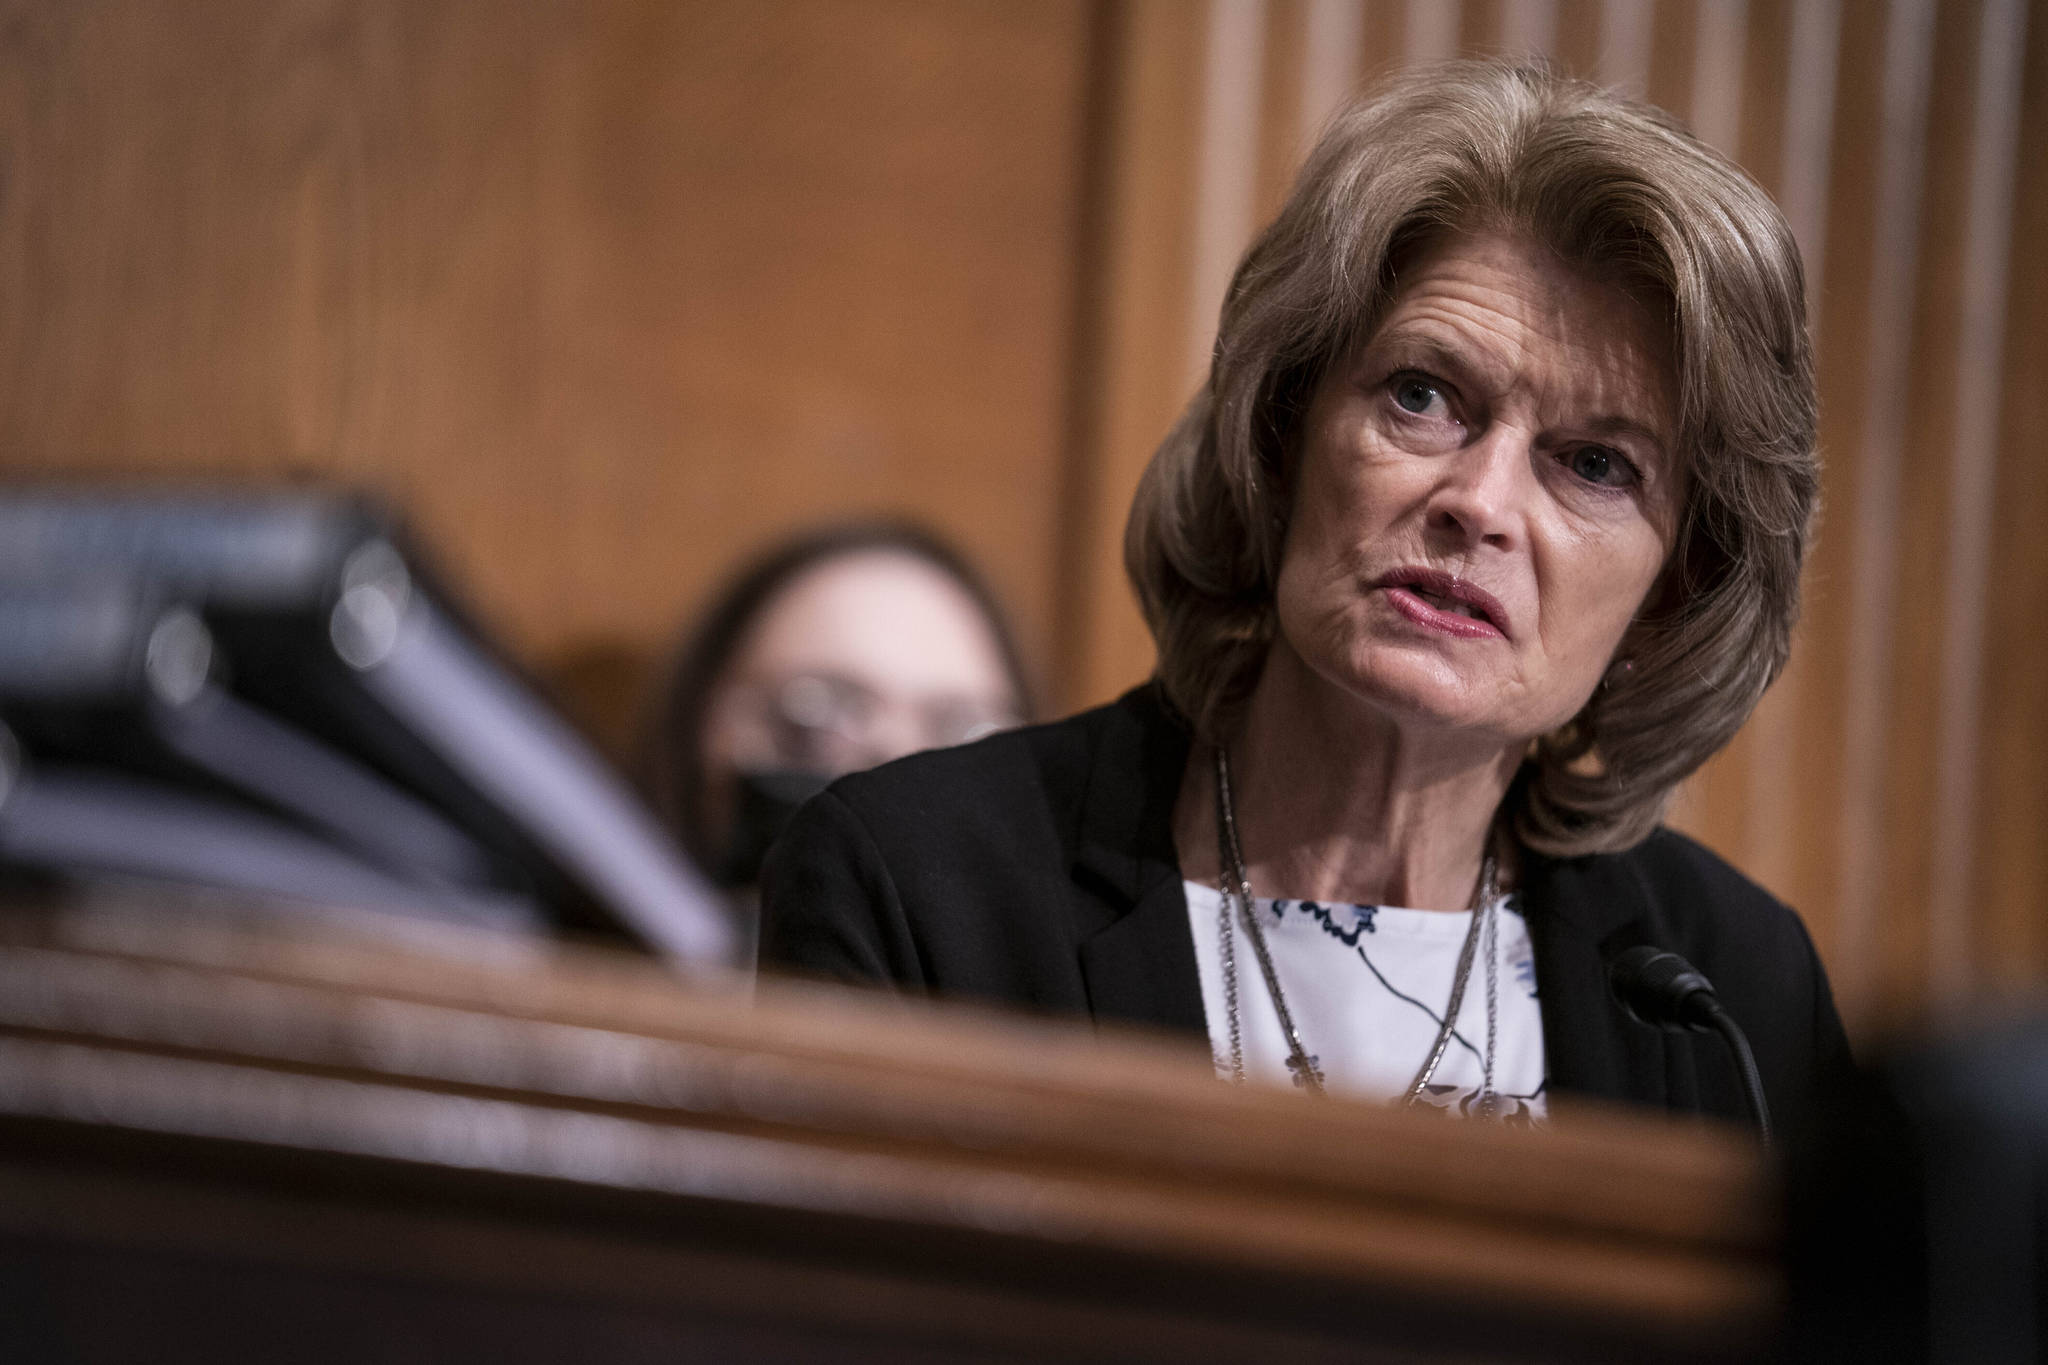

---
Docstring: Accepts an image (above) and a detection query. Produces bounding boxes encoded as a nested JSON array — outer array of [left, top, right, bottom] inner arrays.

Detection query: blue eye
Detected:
[[1392, 376, 1443, 415], [1564, 444, 1638, 488]]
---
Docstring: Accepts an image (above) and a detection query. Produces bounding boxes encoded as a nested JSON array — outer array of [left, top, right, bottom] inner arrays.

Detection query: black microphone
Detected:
[[1608, 945, 1773, 1144]]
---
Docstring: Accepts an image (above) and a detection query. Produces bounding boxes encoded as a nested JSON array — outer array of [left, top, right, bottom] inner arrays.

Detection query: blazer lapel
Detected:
[[1078, 873, 1208, 1034], [1069, 688, 1207, 1037], [1058, 686, 1683, 1097], [1521, 847, 1671, 1108]]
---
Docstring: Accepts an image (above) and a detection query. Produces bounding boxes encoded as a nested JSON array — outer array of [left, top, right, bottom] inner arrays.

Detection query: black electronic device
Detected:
[[0, 487, 733, 967], [1608, 944, 1774, 1143]]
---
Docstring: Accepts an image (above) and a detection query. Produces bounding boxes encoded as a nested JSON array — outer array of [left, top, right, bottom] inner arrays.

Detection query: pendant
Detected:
[[1286, 1053, 1322, 1089]]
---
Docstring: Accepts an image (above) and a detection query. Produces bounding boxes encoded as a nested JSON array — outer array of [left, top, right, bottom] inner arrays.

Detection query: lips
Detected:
[[1376, 568, 1510, 639]]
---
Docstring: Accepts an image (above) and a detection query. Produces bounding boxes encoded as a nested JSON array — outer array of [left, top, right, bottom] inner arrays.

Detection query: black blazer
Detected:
[[760, 685, 1852, 1131]]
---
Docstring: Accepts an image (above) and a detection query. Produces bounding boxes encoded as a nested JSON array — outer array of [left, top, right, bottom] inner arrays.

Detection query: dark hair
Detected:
[[642, 521, 1034, 871]]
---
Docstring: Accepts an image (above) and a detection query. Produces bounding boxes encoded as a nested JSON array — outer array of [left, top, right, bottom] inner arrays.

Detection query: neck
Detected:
[[1174, 644, 1523, 911]]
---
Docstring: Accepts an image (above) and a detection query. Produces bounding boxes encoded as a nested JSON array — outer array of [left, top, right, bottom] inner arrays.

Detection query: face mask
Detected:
[[712, 767, 833, 888]]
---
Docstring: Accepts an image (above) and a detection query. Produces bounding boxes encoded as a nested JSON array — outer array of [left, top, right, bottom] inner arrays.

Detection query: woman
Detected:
[[643, 522, 1031, 939], [760, 62, 1849, 1131]]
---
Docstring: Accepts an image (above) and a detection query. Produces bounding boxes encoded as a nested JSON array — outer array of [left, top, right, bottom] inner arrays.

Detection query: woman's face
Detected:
[[1273, 230, 1683, 749], [700, 548, 1024, 856]]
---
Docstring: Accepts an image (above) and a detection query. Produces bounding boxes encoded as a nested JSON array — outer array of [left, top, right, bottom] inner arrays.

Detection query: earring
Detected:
[[1602, 658, 1635, 690]]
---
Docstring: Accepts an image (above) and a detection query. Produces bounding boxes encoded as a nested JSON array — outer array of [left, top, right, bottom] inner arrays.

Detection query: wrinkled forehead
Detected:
[[1385, 231, 1671, 372], [1327, 227, 1690, 538], [1377, 217, 1678, 363]]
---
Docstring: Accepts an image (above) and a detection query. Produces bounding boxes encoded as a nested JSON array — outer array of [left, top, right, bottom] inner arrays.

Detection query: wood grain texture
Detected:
[[1061, 0, 1206, 709], [0, 903, 1777, 1352], [1976, 0, 2048, 996], [1, 0, 2042, 1026], [1066, 0, 2048, 1030], [1876, 0, 1975, 1010], [0, 0, 1092, 737]]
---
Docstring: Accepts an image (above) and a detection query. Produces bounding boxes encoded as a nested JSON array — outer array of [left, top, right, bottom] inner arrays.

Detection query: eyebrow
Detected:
[[1578, 414, 1671, 461], [1366, 326, 1673, 462], [1367, 331, 1479, 391]]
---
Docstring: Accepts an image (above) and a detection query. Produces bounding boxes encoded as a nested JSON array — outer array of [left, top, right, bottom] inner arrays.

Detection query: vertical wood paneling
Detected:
[[0, 0, 1093, 750], [1189, 0, 1269, 386], [1502, 0, 1565, 55], [1837, 0, 1938, 1019], [1548, 1, 1603, 73], [1462, 0, 1510, 51], [1650, 0, 1732, 862], [1926, 0, 2027, 1003], [1976, 3, 2048, 998], [1357, 1, 1411, 78], [1063, 0, 1208, 709], [1689, 0, 1748, 153], [5, 1, 2043, 1020], [1668, 0, 1783, 871], [1071, 0, 2048, 1028], [1406, 0, 1464, 64], [1770, 4, 1884, 974], [1645, 0, 1701, 116], [1257, 0, 1311, 219], [1733, 0, 1834, 901], [1874, 0, 1970, 1016], [1598, 0, 1658, 89], [1301, 0, 1368, 130]]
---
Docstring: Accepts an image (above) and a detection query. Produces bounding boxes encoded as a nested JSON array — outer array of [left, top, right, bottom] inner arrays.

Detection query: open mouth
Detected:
[[1407, 585, 1491, 621], [1377, 570, 1509, 637]]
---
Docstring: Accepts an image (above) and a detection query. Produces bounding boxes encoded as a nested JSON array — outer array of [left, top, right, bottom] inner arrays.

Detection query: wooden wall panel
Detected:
[[1058, 0, 1207, 708], [1876, 0, 1975, 1011], [1975, 0, 2048, 996], [1068, 0, 2048, 1031], [0, 0, 1093, 749], [2, 0, 2042, 1026]]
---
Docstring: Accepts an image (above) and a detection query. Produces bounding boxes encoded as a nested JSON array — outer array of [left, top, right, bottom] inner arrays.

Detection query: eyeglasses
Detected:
[[733, 671, 1024, 775]]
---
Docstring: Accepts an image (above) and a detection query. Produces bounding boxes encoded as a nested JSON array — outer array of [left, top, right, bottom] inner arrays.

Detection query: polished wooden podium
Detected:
[[0, 906, 1776, 1362]]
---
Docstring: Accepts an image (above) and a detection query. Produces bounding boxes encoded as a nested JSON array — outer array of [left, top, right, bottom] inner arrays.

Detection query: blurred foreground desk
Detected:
[[0, 908, 1772, 1362]]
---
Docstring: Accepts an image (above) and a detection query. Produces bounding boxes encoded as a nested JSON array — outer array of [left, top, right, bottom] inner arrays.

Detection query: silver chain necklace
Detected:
[[1212, 745, 1502, 1113]]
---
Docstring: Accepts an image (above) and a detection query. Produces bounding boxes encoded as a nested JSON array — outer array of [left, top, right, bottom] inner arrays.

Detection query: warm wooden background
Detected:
[[0, 0, 1097, 727], [1, 0, 2042, 1032]]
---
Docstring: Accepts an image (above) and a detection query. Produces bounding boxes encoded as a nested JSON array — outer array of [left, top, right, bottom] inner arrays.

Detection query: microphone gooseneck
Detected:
[[1607, 945, 1773, 1145]]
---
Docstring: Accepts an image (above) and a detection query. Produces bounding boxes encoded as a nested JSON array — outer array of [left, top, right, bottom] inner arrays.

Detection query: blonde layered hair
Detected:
[[1125, 60, 1819, 856]]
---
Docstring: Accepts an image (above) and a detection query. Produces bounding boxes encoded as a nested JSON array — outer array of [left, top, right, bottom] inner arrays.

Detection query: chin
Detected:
[[1316, 647, 1503, 737]]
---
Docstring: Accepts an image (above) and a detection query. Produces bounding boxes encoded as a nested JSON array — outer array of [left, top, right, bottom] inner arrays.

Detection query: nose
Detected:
[[1425, 427, 1528, 551]]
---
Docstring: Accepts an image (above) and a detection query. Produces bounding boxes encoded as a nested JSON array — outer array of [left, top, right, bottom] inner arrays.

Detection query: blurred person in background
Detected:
[[644, 522, 1033, 955], [760, 61, 1849, 1132]]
